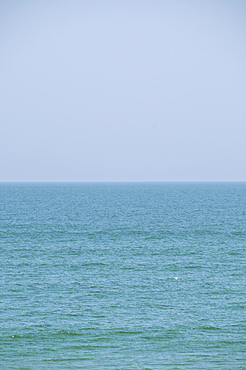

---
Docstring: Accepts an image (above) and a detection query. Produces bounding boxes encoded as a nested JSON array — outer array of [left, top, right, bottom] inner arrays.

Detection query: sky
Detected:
[[1, 0, 246, 182]]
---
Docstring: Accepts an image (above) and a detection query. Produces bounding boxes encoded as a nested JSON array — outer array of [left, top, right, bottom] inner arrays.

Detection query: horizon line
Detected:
[[0, 180, 245, 184]]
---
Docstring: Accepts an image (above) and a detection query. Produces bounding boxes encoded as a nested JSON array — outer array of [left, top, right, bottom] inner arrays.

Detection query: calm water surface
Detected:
[[0, 183, 245, 369]]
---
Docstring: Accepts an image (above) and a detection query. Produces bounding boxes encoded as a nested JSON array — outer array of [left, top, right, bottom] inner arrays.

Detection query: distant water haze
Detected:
[[1, 0, 246, 182]]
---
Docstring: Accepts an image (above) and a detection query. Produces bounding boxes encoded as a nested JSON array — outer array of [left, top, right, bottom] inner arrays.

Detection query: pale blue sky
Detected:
[[1, 0, 246, 182]]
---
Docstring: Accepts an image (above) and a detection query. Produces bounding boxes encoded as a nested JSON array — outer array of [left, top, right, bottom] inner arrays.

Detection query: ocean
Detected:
[[0, 182, 245, 369]]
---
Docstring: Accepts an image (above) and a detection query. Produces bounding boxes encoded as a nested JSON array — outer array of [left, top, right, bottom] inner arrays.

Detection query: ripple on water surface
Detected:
[[0, 183, 246, 369]]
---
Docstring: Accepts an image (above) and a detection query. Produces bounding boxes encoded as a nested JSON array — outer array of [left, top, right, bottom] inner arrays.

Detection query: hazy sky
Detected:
[[1, 0, 246, 182]]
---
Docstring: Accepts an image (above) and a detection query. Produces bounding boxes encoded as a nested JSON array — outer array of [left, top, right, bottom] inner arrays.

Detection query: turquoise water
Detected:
[[0, 182, 245, 369]]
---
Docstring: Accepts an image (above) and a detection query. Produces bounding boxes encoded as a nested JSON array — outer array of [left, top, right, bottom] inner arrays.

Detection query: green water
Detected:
[[0, 182, 245, 369]]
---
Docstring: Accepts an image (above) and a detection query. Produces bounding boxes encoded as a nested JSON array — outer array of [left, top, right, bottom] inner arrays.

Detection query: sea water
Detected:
[[0, 182, 245, 369]]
